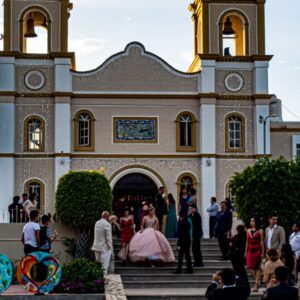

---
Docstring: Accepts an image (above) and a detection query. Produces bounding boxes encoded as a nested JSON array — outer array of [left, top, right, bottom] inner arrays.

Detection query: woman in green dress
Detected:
[[166, 193, 178, 238]]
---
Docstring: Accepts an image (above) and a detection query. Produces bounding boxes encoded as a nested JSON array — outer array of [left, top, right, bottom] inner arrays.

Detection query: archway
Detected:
[[113, 173, 158, 205]]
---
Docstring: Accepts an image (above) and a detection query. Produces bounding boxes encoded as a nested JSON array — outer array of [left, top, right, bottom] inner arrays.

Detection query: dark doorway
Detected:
[[113, 173, 158, 204]]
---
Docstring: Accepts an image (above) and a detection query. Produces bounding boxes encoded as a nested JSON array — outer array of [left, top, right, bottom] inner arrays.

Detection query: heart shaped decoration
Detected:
[[17, 252, 62, 294]]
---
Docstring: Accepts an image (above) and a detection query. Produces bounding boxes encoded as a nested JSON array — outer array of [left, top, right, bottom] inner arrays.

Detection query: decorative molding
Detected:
[[271, 128, 300, 133], [24, 178, 45, 214], [224, 73, 244, 93], [24, 70, 46, 91], [199, 54, 273, 62]]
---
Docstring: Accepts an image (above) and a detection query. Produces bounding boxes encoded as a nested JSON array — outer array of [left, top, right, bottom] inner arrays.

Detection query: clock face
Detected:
[[24, 70, 46, 91], [224, 72, 244, 92]]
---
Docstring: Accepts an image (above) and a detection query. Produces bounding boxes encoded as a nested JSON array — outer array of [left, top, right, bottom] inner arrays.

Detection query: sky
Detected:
[[0, 0, 300, 121]]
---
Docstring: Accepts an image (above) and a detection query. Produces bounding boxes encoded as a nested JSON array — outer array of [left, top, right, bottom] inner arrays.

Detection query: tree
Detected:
[[231, 158, 300, 231], [56, 170, 112, 257]]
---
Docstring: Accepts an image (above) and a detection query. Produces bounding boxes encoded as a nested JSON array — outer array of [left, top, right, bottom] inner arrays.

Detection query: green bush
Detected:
[[232, 158, 300, 231], [55, 258, 104, 294], [55, 171, 112, 229]]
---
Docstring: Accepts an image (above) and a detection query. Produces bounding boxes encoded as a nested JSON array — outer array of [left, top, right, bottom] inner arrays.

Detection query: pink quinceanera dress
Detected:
[[129, 216, 175, 263]]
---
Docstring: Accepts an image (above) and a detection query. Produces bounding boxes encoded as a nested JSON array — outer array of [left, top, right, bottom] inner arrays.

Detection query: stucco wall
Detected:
[[270, 131, 293, 160]]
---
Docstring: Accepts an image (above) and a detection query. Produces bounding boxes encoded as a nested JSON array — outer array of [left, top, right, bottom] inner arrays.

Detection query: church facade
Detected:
[[0, 0, 299, 235]]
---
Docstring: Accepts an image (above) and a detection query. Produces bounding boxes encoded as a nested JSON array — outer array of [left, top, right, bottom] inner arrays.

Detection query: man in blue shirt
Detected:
[[207, 197, 219, 238]]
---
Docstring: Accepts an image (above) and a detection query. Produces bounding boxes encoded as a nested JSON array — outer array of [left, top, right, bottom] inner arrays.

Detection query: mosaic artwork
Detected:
[[114, 117, 158, 143], [0, 253, 13, 294], [17, 252, 62, 295]]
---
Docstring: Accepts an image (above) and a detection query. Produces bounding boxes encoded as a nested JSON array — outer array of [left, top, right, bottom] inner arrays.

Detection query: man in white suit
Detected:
[[91, 211, 113, 275]]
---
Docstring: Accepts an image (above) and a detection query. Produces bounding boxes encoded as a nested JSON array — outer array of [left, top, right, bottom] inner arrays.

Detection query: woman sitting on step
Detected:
[[129, 207, 175, 265]]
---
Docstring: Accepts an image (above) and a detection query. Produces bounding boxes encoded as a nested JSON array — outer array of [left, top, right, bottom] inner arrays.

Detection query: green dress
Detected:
[[166, 203, 177, 238]]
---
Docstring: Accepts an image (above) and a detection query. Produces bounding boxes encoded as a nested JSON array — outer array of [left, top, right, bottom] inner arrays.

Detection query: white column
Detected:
[[0, 57, 15, 91], [0, 103, 15, 222], [254, 61, 269, 94], [55, 101, 71, 189], [55, 58, 72, 92], [254, 104, 270, 155], [200, 60, 216, 93], [200, 103, 216, 237], [201, 158, 216, 237]]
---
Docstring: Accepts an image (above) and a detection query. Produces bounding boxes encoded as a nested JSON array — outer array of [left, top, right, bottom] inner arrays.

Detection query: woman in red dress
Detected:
[[246, 217, 264, 292], [119, 208, 135, 263]]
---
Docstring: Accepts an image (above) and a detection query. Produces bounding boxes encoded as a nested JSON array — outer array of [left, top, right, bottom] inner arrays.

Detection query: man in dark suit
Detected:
[[262, 266, 298, 300], [173, 210, 193, 274], [189, 203, 204, 267], [215, 201, 232, 260], [154, 186, 167, 231], [205, 268, 250, 300]]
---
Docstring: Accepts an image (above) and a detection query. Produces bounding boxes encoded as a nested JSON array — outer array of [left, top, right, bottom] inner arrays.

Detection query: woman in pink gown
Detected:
[[129, 207, 175, 264]]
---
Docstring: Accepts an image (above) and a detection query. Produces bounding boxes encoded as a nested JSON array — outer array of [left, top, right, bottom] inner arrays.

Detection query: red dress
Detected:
[[246, 230, 262, 270], [120, 218, 134, 243]]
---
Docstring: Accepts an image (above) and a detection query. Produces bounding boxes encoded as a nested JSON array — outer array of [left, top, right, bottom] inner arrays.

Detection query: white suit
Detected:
[[91, 218, 113, 274]]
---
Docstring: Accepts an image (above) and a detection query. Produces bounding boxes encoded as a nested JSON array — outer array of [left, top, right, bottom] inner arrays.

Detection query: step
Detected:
[[121, 274, 256, 283], [125, 288, 263, 300], [114, 254, 221, 261], [115, 260, 232, 268], [114, 246, 220, 252]]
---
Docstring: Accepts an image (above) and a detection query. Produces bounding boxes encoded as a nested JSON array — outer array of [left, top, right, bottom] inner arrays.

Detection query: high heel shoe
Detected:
[[251, 283, 260, 292]]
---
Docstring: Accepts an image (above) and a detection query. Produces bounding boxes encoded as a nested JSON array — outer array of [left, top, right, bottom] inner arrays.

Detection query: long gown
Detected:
[[129, 216, 175, 263], [246, 229, 263, 270], [165, 203, 177, 239]]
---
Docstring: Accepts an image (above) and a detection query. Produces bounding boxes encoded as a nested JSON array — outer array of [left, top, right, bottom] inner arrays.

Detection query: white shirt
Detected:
[[267, 225, 277, 249], [290, 232, 300, 258], [23, 222, 40, 247]]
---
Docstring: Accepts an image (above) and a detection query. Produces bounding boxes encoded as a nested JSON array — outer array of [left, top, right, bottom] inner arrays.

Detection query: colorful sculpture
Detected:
[[17, 252, 62, 294]]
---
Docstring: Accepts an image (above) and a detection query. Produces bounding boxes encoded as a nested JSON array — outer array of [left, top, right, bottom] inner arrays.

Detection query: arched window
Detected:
[[24, 179, 45, 213], [24, 116, 45, 152], [176, 173, 198, 198], [219, 11, 249, 56], [20, 7, 52, 53], [226, 181, 235, 209], [74, 110, 95, 151], [176, 112, 197, 152], [225, 113, 245, 152]]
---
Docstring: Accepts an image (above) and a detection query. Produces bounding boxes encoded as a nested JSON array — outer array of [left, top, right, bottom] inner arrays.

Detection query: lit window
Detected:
[[24, 179, 45, 213], [24, 116, 45, 152]]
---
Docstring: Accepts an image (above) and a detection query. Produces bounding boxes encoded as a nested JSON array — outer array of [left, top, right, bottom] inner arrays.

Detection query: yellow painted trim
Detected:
[[23, 115, 46, 153], [257, 2, 266, 55], [60, 0, 69, 52], [73, 109, 95, 152], [176, 172, 199, 201], [24, 178, 45, 214], [175, 111, 197, 152], [109, 164, 168, 193], [218, 10, 250, 56], [225, 113, 246, 153], [4, 0, 11, 51], [202, 2, 210, 54], [113, 117, 158, 144]]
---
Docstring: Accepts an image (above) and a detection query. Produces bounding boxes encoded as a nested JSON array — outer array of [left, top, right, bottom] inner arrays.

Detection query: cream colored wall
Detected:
[[11, 0, 61, 52], [271, 132, 293, 160], [216, 158, 256, 202], [15, 97, 55, 153], [0, 223, 78, 264], [216, 70, 253, 95], [216, 101, 255, 154], [15, 158, 55, 213], [209, 3, 257, 55], [71, 98, 199, 153], [71, 157, 201, 211], [72, 46, 199, 92]]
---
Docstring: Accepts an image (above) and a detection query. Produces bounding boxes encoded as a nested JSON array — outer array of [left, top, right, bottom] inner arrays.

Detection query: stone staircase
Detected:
[[114, 238, 263, 300]]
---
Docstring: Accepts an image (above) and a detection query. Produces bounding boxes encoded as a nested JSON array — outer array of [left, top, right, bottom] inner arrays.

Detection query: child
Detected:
[[40, 214, 57, 252]]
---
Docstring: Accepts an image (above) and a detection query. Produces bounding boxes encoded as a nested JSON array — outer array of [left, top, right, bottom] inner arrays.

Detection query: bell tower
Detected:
[[3, 0, 73, 53], [189, 0, 266, 69]]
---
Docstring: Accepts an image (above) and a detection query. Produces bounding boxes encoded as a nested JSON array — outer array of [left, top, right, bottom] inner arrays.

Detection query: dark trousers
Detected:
[[209, 216, 217, 238], [157, 214, 163, 231], [192, 237, 203, 266], [232, 256, 248, 283], [24, 244, 39, 255], [176, 241, 192, 272], [218, 233, 230, 258]]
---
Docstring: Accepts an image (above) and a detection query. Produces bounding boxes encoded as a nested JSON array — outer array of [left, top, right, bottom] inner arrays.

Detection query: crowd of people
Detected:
[[92, 189, 300, 299]]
